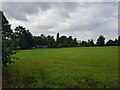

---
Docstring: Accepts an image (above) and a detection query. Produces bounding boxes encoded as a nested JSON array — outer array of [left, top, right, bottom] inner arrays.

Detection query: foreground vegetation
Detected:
[[3, 46, 119, 88]]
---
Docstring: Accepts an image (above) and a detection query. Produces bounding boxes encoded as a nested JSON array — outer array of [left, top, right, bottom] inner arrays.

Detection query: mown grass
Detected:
[[3, 46, 119, 88]]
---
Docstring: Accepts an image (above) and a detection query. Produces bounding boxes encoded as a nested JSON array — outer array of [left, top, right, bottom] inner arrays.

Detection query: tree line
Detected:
[[80, 35, 119, 47], [1, 11, 120, 66], [13, 25, 120, 49]]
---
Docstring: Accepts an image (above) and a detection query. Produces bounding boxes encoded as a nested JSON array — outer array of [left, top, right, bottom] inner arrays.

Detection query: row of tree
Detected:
[[11, 24, 120, 49], [80, 35, 120, 47], [12, 25, 120, 49], [12, 26, 78, 49]]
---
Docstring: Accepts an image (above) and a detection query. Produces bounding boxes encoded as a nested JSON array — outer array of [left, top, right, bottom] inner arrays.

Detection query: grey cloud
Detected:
[[2, 2, 52, 21], [35, 25, 54, 30], [2, 2, 81, 21], [2, 2, 41, 21], [2, 2, 118, 42]]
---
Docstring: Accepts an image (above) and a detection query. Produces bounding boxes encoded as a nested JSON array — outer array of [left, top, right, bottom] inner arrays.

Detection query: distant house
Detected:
[[35, 45, 48, 48]]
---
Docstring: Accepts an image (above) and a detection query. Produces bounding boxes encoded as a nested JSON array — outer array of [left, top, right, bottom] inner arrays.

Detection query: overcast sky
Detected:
[[2, 2, 118, 42]]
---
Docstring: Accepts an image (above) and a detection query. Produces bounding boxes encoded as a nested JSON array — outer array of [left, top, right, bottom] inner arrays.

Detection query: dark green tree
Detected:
[[90, 39, 94, 46], [81, 41, 87, 47], [87, 39, 94, 47], [114, 39, 118, 46], [14, 26, 33, 49], [39, 34, 48, 45], [56, 33, 59, 41], [96, 35, 105, 46], [47, 35, 55, 48], [73, 38, 78, 47], [106, 40, 115, 46], [86, 39, 91, 47], [1, 11, 12, 34], [58, 36, 68, 47], [67, 36, 74, 47], [1, 11, 18, 67], [33, 34, 55, 48], [56, 33, 60, 47]]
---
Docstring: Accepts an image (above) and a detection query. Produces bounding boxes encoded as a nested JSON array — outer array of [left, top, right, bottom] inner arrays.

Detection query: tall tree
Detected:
[[14, 26, 33, 49], [1, 11, 18, 66], [56, 33, 59, 41], [1, 11, 12, 34], [56, 33, 60, 47], [96, 35, 105, 46]]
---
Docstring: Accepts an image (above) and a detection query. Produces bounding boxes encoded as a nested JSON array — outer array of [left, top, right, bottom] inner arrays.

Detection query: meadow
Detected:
[[3, 46, 119, 88]]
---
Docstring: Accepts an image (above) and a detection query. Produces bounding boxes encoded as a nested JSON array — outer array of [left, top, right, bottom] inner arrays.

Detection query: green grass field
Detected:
[[3, 46, 119, 88]]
